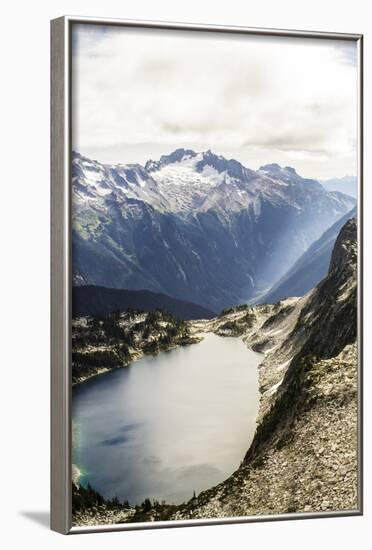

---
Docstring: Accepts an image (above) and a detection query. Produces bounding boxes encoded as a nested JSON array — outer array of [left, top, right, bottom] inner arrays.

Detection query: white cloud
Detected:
[[72, 24, 357, 179]]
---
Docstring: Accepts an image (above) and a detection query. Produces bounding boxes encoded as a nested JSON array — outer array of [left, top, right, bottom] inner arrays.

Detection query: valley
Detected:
[[72, 149, 355, 312]]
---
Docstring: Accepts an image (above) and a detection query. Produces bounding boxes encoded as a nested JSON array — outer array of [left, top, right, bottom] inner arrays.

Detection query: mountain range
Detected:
[[258, 205, 357, 304], [321, 176, 357, 198], [72, 149, 355, 312], [72, 285, 215, 320]]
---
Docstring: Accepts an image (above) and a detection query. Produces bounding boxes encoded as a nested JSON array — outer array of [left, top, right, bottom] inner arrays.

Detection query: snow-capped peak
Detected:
[[72, 149, 355, 221], [148, 151, 227, 189], [259, 163, 297, 176], [146, 148, 257, 185], [145, 148, 197, 172]]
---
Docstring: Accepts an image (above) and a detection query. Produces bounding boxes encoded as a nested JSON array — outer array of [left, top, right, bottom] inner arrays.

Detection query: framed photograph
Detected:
[[51, 16, 363, 534]]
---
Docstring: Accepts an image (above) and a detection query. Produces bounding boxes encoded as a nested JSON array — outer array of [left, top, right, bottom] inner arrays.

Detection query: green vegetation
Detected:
[[217, 310, 256, 336], [261, 303, 296, 330], [72, 482, 179, 524], [72, 483, 130, 515], [218, 320, 246, 335], [130, 500, 178, 523], [72, 308, 198, 383], [72, 350, 126, 368], [219, 304, 251, 316]]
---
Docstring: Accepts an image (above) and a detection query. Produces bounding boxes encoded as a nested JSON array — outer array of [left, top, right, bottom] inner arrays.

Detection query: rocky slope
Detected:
[[72, 285, 216, 320], [321, 176, 357, 198], [72, 149, 355, 311], [170, 218, 358, 520]]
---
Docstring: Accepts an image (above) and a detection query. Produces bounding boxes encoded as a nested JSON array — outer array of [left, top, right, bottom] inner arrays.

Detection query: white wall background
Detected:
[[0, 1, 369, 548]]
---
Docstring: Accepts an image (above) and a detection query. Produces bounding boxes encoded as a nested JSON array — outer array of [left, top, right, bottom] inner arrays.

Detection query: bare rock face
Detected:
[[291, 217, 357, 361], [329, 218, 357, 275]]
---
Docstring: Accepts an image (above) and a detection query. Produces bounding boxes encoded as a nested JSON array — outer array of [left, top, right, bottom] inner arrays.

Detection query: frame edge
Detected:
[[51, 16, 71, 535], [356, 34, 364, 516], [64, 14, 363, 41], [50, 16, 363, 534]]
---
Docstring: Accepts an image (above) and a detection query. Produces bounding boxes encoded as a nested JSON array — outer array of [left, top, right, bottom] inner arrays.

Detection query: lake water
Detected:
[[72, 332, 262, 505]]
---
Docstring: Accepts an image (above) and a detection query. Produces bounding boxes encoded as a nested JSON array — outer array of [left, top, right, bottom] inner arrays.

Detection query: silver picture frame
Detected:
[[51, 15, 363, 534]]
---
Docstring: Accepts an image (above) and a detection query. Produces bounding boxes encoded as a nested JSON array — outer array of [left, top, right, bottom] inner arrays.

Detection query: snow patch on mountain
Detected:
[[71, 149, 356, 311]]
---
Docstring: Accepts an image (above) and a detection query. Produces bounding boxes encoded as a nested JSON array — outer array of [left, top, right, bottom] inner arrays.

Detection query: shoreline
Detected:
[[72, 326, 263, 525], [72, 334, 203, 386], [72, 301, 306, 524]]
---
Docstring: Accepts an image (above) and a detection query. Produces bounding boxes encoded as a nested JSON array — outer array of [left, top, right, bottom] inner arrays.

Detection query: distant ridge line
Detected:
[[72, 285, 217, 320]]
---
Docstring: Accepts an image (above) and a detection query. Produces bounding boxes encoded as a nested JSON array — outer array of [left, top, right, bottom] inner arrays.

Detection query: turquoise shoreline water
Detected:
[[72, 333, 262, 505]]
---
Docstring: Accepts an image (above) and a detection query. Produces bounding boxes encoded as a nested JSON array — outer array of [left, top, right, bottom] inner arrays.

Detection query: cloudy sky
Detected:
[[72, 24, 358, 179]]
